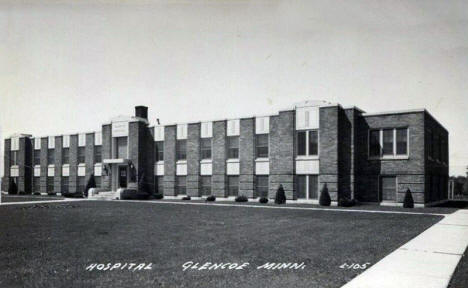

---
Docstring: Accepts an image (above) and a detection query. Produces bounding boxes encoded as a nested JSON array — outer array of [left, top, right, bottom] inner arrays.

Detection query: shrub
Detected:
[[154, 193, 164, 200], [319, 184, 331, 206], [8, 179, 18, 195], [206, 195, 216, 202], [338, 197, 356, 207], [235, 195, 248, 202], [120, 189, 138, 200], [275, 184, 286, 204], [84, 174, 96, 198], [182, 196, 191, 200], [259, 197, 268, 204], [403, 188, 414, 208]]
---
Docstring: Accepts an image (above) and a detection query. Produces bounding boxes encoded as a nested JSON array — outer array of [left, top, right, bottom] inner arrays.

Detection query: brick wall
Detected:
[[163, 125, 176, 196], [53, 136, 63, 194], [102, 125, 111, 190], [40, 137, 48, 194], [187, 123, 200, 197], [239, 118, 255, 197], [338, 108, 358, 199], [319, 106, 340, 201], [69, 135, 78, 194], [212, 120, 226, 197], [85, 133, 95, 184], [137, 122, 155, 194], [1, 139, 10, 192]]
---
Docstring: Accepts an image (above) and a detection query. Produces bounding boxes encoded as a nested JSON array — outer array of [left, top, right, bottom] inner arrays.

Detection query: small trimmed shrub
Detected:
[[319, 184, 331, 206], [235, 195, 248, 202], [154, 193, 164, 200], [8, 179, 18, 195], [275, 184, 286, 204], [182, 196, 191, 200], [259, 197, 268, 204], [403, 188, 414, 208], [338, 197, 356, 207], [206, 195, 216, 202]]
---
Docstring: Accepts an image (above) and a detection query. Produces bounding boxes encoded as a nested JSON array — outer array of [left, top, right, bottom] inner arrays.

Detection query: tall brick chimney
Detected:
[[135, 106, 148, 120]]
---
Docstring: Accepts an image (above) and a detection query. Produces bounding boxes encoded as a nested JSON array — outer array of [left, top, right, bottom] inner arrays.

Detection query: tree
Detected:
[[319, 183, 331, 206], [84, 174, 96, 198], [403, 188, 414, 208], [275, 184, 286, 204], [8, 178, 18, 195]]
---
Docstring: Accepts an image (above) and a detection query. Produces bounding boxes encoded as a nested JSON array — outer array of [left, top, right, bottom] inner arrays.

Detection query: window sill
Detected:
[[48, 164, 55, 167], [10, 165, 19, 168], [78, 163, 86, 166], [62, 164, 70, 167], [368, 155, 409, 160], [226, 158, 240, 163], [156, 160, 164, 165], [176, 160, 187, 164], [255, 158, 269, 162], [200, 159, 212, 164], [296, 155, 319, 160]]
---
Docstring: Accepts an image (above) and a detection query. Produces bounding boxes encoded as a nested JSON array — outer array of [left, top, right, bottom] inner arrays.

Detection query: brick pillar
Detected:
[[54, 136, 63, 194], [187, 123, 200, 197], [129, 122, 140, 185], [164, 126, 176, 196], [239, 118, 255, 197], [340, 108, 359, 199], [1, 139, 10, 192], [85, 133, 95, 184], [212, 120, 226, 197], [269, 110, 295, 199], [69, 135, 78, 193], [319, 106, 339, 201], [102, 125, 111, 190], [17, 138, 25, 193], [40, 137, 48, 194]]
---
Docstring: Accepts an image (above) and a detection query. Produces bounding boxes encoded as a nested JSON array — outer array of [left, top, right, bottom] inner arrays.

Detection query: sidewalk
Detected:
[[342, 209, 468, 288]]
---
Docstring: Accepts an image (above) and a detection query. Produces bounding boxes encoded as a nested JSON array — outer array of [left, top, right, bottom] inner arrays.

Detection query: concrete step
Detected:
[[88, 189, 119, 200]]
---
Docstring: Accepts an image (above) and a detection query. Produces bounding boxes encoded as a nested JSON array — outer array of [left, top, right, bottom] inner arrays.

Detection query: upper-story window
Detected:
[[201, 138, 212, 160], [34, 150, 40, 165], [155, 141, 164, 162], [369, 128, 408, 158], [47, 149, 55, 165], [78, 147, 85, 164], [94, 146, 102, 163], [176, 140, 187, 161], [227, 136, 239, 159], [297, 130, 318, 156], [62, 148, 69, 164], [10, 151, 18, 166], [256, 134, 269, 158]]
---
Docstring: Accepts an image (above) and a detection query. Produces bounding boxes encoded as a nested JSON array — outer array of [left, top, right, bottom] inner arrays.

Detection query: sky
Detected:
[[0, 0, 467, 176]]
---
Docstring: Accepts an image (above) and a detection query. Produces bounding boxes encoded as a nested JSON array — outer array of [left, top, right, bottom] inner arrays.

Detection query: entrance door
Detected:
[[119, 166, 127, 188], [381, 176, 396, 201]]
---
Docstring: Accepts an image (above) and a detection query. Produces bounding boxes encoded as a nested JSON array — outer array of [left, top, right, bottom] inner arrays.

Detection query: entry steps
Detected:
[[88, 189, 120, 200]]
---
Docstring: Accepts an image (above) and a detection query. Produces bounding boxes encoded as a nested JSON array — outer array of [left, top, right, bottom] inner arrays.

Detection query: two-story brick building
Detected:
[[1, 100, 449, 206]]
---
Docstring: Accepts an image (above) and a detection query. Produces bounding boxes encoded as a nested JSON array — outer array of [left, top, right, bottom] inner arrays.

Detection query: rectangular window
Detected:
[[176, 140, 187, 161], [47, 176, 54, 193], [95, 176, 101, 188], [201, 138, 212, 160], [62, 148, 69, 164], [62, 177, 69, 194], [381, 176, 396, 201], [201, 176, 211, 196], [227, 136, 239, 159], [369, 130, 381, 157], [256, 176, 269, 198], [34, 150, 41, 165], [297, 131, 306, 156], [396, 128, 408, 155], [155, 141, 164, 161], [78, 147, 85, 163], [34, 177, 40, 193], [116, 137, 128, 159], [10, 151, 17, 166], [296, 175, 306, 199], [256, 134, 269, 158], [94, 146, 102, 163], [176, 176, 186, 195], [78, 176, 85, 194], [157, 176, 164, 194], [308, 131, 318, 155], [228, 176, 239, 196], [382, 129, 394, 155], [47, 149, 55, 165], [309, 175, 318, 199], [297, 130, 319, 156]]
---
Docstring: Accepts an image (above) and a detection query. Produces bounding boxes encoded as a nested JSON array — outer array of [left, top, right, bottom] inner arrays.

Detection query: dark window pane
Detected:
[[227, 136, 239, 159], [78, 147, 85, 163], [47, 149, 55, 165], [228, 176, 239, 196], [176, 140, 187, 161], [201, 176, 211, 196], [94, 146, 102, 163], [256, 134, 269, 158], [201, 138, 212, 159], [308, 131, 318, 156], [382, 129, 394, 155], [309, 175, 318, 199], [62, 148, 69, 164], [256, 176, 269, 198], [155, 141, 164, 161], [369, 130, 380, 157], [296, 175, 306, 199], [396, 128, 407, 155], [297, 131, 306, 156], [176, 176, 186, 195], [34, 150, 41, 165]]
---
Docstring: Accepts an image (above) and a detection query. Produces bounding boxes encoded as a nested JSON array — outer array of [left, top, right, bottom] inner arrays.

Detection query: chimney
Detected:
[[135, 106, 148, 120]]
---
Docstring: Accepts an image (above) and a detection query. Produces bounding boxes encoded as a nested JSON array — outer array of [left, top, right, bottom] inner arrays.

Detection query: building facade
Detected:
[[1, 101, 449, 206]]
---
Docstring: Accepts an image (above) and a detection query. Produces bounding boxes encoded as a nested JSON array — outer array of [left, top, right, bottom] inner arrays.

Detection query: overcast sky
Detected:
[[0, 0, 467, 176]]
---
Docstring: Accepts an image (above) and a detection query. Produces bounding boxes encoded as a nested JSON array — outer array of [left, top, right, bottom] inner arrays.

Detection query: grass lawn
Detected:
[[0, 194, 64, 203], [0, 200, 443, 287]]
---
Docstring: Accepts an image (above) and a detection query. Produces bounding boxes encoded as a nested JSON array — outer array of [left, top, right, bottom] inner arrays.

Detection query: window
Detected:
[[256, 176, 269, 198], [382, 129, 394, 155], [227, 136, 239, 159], [78, 176, 85, 193], [296, 175, 318, 199], [62, 148, 69, 164], [369, 128, 408, 158], [78, 147, 85, 163], [34, 177, 40, 193], [228, 176, 239, 196], [10, 151, 17, 166], [201, 176, 211, 196], [176, 176, 186, 195], [155, 141, 164, 162], [157, 176, 164, 194], [297, 130, 318, 156], [94, 146, 102, 163], [176, 140, 187, 161], [381, 176, 396, 201], [201, 138, 212, 160], [47, 149, 55, 165], [34, 150, 41, 165], [95, 176, 101, 188], [116, 137, 128, 159], [47, 176, 54, 193], [62, 177, 69, 194], [396, 128, 408, 155], [256, 134, 269, 158]]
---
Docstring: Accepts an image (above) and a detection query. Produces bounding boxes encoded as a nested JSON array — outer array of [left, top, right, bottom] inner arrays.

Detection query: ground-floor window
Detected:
[[228, 176, 239, 196], [201, 176, 211, 196], [78, 176, 85, 194], [255, 176, 269, 198], [176, 176, 186, 195], [157, 176, 164, 194], [95, 176, 101, 188], [296, 175, 318, 199], [381, 176, 396, 201], [47, 177, 54, 193], [62, 177, 69, 194], [33, 177, 40, 193]]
